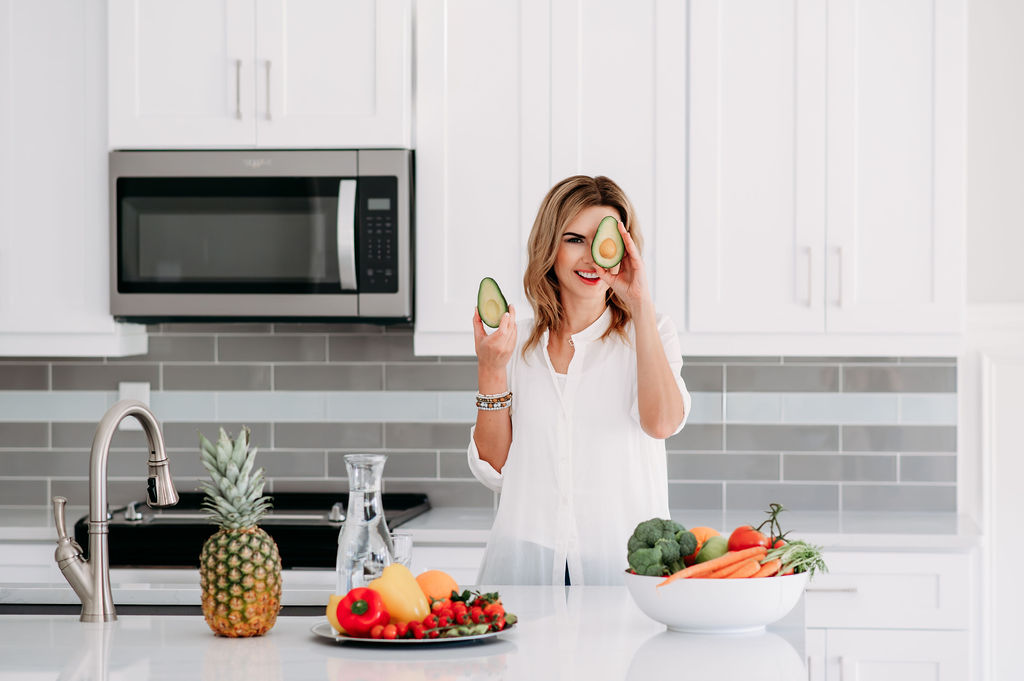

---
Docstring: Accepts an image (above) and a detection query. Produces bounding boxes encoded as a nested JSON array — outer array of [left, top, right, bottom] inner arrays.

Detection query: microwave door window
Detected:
[[118, 178, 344, 293]]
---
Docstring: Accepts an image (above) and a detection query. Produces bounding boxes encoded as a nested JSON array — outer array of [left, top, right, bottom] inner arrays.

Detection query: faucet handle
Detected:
[[52, 496, 70, 541], [52, 496, 84, 565]]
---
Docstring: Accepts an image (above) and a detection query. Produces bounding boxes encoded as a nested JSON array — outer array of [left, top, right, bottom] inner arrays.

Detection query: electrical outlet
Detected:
[[118, 382, 150, 431]]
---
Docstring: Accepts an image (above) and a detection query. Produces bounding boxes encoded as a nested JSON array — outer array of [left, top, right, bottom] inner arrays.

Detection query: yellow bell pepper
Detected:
[[368, 563, 430, 624]]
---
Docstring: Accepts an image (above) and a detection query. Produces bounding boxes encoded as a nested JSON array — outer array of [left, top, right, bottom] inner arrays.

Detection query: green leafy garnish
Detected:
[[764, 539, 828, 578]]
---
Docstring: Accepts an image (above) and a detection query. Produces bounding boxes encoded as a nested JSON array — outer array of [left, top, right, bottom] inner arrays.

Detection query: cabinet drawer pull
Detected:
[[805, 586, 858, 594], [234, 59, 242, 120], [265, 59, 273, 121]]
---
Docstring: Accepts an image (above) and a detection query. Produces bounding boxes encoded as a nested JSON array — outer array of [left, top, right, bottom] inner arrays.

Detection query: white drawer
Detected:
[[409, 545, 485, 588], [805, 551, 972, 630]]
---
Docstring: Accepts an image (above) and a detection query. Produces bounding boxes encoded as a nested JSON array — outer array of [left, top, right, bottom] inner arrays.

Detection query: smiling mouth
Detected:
[[575, 270, 601, 285]]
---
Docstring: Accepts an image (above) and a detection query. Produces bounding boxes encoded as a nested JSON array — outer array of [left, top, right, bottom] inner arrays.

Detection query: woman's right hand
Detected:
[[472, 303, 517, 375]]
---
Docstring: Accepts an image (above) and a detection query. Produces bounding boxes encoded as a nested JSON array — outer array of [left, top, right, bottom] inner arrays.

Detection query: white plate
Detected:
[[310, 620, 513, 646]]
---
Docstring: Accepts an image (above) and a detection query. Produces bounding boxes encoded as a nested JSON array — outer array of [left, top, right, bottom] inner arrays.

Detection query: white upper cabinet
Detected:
[[108, 0, 411, 149], [824, 0, 965, 335], [687, 0, 827, 334], [413, 0, 552, 356], [414, 0, 687, 356], [0, 0, 145, 356], [415, 0, 966, 356], [688, 0, 965, 342]]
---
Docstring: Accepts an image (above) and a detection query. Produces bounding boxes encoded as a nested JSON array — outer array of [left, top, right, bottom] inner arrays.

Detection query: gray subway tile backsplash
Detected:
[[0, 327, 959, 512], [274, 364, 383, 391], [218, 335, 327, 362], [727, 365, 839, 392], [0, 480, 48, 505], [725, 482, 840, 511], [162, 364, 272, 391], [667, 453, 780, 481], [841, 484, 956, 512], [107, 335, 215, 363], [0, 423, 49, 448], [842, 366, 956, 393], [385, 363, 479, 391], [0, 364, 48, 390], [666, 424, 724, 451], [841, 425, 957, 453], [52, 364, 160, 390], [275, 422, 382, 450], [783, 453, 897, 482], [726, 424, 840, 452], [679, 365, 724, 391], [329, 333, 431, 362], [899, 454, 958, 483], [669, 482, 724, 509]]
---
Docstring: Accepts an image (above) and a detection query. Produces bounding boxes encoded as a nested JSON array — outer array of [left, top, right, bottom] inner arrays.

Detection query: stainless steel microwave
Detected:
[[109, 149, 412, 322]]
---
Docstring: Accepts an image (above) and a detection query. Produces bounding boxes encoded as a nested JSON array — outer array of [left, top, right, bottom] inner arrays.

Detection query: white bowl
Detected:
[[623, 571, 809, 634]]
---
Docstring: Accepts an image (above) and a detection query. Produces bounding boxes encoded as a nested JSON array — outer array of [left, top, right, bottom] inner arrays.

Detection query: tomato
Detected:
[[727, 525, 770, 552], [770, 537, 786, 549]]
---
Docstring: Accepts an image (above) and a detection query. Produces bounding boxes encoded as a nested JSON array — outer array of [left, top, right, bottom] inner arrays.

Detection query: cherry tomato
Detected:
[[381, 624, 398, 640], [771, 537, 786, 549], [728, 525, 770, 552]]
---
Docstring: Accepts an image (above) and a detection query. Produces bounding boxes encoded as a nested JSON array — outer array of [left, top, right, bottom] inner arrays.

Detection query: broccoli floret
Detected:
[[626, 518, 694, 575], [628, 547, 665, 576], [675, 529, 698, 559]]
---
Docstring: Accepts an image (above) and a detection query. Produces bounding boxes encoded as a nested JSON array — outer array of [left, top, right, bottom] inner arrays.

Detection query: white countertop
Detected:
[[0, 586, 811, 681], [0, 505, 983, 548], [0, 505, 981, 609]]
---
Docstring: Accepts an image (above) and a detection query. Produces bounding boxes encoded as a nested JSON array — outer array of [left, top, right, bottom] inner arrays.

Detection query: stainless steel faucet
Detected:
[[52, 399, 179, 622]]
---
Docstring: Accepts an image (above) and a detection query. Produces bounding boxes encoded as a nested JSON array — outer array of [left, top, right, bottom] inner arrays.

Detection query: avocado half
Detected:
[[477, 277, 508, 328], [592, 215, 624, 268]]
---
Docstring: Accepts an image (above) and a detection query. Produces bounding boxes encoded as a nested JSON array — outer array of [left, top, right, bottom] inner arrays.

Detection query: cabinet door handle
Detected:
[[834, 245, 844, 307], [804, 246, 813, 307], [265, 59, 273, 121], [805, 586, 858, 593], [234, 59, 242, 120], [839, 656, 857, 681]]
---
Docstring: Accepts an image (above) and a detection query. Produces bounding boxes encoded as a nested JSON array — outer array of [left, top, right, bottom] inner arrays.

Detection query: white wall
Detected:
[[967, 0, 1024, 302]]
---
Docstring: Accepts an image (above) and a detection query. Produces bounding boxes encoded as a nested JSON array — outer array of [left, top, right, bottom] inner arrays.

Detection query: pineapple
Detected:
[[198, 426, 282, 637]]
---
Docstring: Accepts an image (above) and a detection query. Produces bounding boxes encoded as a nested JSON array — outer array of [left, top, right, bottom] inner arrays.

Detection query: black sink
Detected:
[[73, 492, 430, 569]]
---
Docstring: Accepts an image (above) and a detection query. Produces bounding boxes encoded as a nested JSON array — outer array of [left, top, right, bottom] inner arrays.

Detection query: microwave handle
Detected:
[[336, 180, 358, 291]]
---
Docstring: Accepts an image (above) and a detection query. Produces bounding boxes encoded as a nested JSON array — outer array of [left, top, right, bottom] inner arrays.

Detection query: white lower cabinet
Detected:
[[821, 629, 969, 681], [805, 549, 975, 681], [408, 544, 485, 589]]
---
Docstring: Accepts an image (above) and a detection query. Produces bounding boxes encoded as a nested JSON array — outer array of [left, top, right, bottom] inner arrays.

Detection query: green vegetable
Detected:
[[626, 518, 698, 576], [763, 539, 828, 578]]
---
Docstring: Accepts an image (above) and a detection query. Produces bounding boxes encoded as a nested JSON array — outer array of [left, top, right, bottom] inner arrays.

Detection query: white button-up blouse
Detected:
[[467, 308, 692, 586]]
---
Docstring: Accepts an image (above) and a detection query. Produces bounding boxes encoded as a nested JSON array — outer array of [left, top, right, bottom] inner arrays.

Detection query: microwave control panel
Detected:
[[357, 176, 399, 293]]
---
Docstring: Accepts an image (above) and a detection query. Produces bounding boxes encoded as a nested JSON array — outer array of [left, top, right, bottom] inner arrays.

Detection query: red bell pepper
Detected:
[[337, 587, 389, 637]]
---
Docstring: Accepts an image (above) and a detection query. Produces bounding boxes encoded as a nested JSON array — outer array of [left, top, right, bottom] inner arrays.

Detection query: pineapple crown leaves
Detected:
[[198, 426, 273, 529]]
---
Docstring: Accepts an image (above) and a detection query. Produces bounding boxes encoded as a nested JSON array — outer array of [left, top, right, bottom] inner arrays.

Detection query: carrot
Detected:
[[779, 565, 795, 576], [707, 559, 750, 579], [724, 559, 761, 579], [657, 546, 768, 586], [753, 558, 781, 578]]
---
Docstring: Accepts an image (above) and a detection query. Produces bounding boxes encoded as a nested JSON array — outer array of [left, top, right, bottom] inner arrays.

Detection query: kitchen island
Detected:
[[0, 585, 807, 681]]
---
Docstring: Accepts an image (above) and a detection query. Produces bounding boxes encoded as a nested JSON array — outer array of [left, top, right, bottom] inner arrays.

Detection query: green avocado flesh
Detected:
[[592, 215, 624, 268], [477, 277, 508, 328]]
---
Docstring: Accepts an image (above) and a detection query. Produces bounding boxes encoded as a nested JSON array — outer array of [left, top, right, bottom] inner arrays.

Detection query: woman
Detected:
[[467, 175, 691, 585]]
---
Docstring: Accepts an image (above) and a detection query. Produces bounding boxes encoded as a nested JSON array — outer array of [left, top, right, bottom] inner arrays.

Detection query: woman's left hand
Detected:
[[596, 220, 653, 315]]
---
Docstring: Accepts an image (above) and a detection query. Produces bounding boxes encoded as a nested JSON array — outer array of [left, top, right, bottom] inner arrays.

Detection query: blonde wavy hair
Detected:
[[522, 175, 642, 358]]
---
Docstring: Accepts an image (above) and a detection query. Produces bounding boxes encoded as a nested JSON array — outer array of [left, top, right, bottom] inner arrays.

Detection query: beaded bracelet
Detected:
[[476, 390, 512, 410]]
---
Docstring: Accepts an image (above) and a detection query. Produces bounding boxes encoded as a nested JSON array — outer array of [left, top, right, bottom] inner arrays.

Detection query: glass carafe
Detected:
[[335, 453, 394, 594]]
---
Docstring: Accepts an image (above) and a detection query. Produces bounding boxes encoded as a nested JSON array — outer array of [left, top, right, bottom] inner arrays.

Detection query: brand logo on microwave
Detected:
[[243, 158, 273, 169]]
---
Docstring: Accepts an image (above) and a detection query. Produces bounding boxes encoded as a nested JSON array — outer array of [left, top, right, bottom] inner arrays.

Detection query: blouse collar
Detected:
[[569, 306, 613, 346]]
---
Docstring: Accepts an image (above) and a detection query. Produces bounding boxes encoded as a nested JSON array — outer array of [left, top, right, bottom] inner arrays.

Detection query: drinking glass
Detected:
[[390, 531, 413, 568]]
